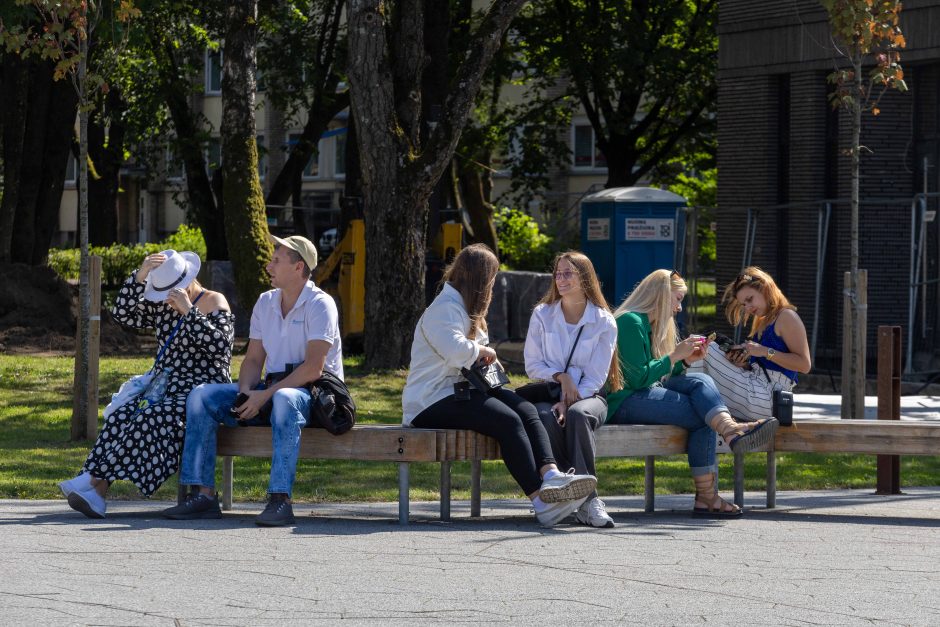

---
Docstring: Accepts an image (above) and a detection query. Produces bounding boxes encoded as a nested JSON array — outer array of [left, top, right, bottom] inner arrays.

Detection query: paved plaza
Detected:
[[2, 488, 939, 626], [3, 394, 939, 626]]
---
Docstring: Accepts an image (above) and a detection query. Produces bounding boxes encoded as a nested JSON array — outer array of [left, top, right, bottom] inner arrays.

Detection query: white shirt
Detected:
[[249, 280, 344, 380], [524, 300, 617, 398], [402, 283, 485, 425]]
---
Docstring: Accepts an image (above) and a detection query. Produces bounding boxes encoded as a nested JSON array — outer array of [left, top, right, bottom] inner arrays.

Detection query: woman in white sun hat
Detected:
[[59, 249, 235, 519]]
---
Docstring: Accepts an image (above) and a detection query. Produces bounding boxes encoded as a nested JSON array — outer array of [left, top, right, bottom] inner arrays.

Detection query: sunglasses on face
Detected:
[[554, 271, 578, 281]]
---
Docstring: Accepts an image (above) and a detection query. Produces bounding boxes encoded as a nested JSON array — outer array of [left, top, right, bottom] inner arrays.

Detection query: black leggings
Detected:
[[412, 388, 555, 495]]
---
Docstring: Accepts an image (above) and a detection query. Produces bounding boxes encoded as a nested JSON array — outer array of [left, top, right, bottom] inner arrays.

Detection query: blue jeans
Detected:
[[179, 382, 312, 497], [609, 373, 727, 476]]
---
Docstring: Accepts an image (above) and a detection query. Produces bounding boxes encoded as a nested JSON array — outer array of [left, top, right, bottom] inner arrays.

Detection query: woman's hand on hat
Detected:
[[166, 287, 193, 315], [136, 253, 167, 283]]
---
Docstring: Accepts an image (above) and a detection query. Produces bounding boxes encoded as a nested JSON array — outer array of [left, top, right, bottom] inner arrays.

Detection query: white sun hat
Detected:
[[143, 249, 202, 302]]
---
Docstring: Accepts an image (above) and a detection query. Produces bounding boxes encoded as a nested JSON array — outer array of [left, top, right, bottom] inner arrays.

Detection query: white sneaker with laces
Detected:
[[576, 497, 615, 528], [58, 472, 93, 498], [67, 488, 106, 519], [535, 494, 590, 528], [539, 468, 597, 503]]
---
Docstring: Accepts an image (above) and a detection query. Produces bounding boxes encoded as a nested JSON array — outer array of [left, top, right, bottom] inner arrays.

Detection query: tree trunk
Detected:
[[842, 54, 866, 419], [87, 88, 126, 246], [72, 30, 92, 441], [348, 0, 527, 368], [265, 92, 349, 207], [7, 57, 76, 264], [457, 160, 498, 253], [0, 52, 29, 262], [31, 76, 76, 264], [152, 36, 228, 260], [221, 0, 273, 309]]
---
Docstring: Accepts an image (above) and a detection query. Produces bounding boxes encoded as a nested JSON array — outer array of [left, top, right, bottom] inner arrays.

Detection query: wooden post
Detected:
[[876, 326, 902, 494], [71, 255, 101, 440], [841, 269, 867, 419]]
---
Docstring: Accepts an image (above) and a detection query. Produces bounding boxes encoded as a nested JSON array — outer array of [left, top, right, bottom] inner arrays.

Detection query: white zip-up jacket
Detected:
[[524, 300, 617, 399], [402, 283, 486, 425]]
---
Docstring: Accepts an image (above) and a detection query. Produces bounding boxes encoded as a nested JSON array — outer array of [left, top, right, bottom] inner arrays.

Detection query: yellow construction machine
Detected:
[[313, 219, 462, 340]]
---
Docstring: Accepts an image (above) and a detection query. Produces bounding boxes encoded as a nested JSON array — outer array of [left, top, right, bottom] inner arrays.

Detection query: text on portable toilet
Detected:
[[625, 218, 674, 241], [586, 218, 610, 241]]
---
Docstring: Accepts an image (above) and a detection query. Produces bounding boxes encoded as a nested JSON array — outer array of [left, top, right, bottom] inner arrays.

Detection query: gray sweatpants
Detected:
[[534, 395, 608, 499]]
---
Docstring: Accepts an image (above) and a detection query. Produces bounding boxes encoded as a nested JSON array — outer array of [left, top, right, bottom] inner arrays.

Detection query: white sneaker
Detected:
[[67, 488, 106, 519], [539, 469, 597, 503], [535, 495, 590, 528], [576, 497, 615, 528], [58, 472, 93, 498]]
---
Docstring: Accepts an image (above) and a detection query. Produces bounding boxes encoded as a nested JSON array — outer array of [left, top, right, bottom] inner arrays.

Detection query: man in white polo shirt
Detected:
[[163, 234, 343, 526]]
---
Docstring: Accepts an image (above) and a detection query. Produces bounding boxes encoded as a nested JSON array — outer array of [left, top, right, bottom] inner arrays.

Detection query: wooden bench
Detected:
[[215, 423, 693, 524], [215, 417, 940, 523], [744, 418, 940, 508]]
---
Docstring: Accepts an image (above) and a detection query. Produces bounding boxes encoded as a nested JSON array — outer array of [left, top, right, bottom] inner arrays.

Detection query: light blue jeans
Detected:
[[179, 382, 311, 497], [609, 372, 727, 476]]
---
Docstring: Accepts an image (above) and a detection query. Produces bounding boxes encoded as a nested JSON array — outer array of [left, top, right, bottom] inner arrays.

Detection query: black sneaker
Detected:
[[162, 493, 222, 520], [255, 493, 295, 527]]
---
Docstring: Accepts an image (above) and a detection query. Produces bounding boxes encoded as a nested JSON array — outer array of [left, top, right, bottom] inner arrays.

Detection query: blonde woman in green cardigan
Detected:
[[606, 269, 779, 516]]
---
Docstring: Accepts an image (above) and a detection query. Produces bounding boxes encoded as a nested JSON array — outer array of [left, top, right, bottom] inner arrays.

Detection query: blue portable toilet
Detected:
[[580, 187, 687, 307]]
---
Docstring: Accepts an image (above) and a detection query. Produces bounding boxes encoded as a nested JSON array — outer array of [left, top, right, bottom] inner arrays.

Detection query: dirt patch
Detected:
[[0, 263, 142, 355]]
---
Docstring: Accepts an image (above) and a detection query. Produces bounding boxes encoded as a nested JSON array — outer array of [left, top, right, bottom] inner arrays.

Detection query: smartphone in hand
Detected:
[[230, 392, 250, 418]]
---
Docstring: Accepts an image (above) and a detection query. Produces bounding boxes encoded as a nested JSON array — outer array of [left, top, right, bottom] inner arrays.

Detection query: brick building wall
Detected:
[[717, 1, 940, 371]]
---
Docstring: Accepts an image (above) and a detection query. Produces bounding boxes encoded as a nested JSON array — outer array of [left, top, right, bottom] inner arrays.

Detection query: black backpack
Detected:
[[307, 371, 356, 435]]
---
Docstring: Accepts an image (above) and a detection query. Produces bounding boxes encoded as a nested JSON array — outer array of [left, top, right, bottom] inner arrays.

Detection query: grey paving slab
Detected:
[[2, 488, 939, 626]]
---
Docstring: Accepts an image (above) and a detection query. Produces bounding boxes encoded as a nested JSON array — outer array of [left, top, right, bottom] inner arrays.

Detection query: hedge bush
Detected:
[[494, 206, 556, 272], [48, 225, 208, 288]]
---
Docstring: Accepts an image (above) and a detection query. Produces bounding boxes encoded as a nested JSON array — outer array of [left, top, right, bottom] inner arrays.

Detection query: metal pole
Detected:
[[398, 463, 410, 525], [439, 461, 451, 521], [907, 195, 926, 373], [644, 456, 655, 513], [811, 202, 831, 361]]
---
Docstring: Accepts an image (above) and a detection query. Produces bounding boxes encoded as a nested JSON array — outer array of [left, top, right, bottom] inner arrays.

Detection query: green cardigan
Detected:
[[606, 311, 685, 419]]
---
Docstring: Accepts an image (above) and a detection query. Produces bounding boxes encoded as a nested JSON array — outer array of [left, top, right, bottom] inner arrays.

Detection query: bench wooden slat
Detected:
[[595, 424, 689, 457], [216, 425, 442, 462], [770, 419, 940, 456]]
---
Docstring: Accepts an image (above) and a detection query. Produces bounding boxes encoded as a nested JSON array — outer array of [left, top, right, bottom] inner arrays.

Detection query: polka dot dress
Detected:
[[82, 274, 234, 497]]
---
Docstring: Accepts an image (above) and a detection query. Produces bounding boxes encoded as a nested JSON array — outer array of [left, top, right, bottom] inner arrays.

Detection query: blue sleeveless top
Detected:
[[750, 320, 798, 383]]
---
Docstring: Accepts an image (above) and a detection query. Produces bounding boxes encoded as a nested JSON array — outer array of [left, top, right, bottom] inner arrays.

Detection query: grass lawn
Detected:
[[1, 352, 937, 505]]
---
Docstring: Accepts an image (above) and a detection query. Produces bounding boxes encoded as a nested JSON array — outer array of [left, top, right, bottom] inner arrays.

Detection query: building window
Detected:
[[166, 144, 184, 182], [64, 154, 77, 185], [572, 123, 607, 170], [334, 131, 346, 177], [206, 49, 223, 94]]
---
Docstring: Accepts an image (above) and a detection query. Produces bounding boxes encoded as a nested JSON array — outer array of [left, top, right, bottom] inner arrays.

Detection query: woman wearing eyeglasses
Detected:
[[402, 244, 597, 527], [697, 267, 811, 422], [606, 269, 778, 517], [522, 252, 622, 528]]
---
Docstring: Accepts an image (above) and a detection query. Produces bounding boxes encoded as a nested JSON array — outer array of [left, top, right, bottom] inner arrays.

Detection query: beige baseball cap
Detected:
[[269, 234, 318, 270]]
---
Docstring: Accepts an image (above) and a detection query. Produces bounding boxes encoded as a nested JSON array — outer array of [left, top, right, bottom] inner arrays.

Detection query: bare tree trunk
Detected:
[[72, 34, 92, 441], [221, 0, 273, 309], [347, 0, 527, 368], [842, 54, 866, 419]]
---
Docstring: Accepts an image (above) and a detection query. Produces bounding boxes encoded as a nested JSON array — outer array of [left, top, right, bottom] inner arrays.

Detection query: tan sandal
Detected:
[[727, 417, 779, 453], [692, 471, 742, 517]]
